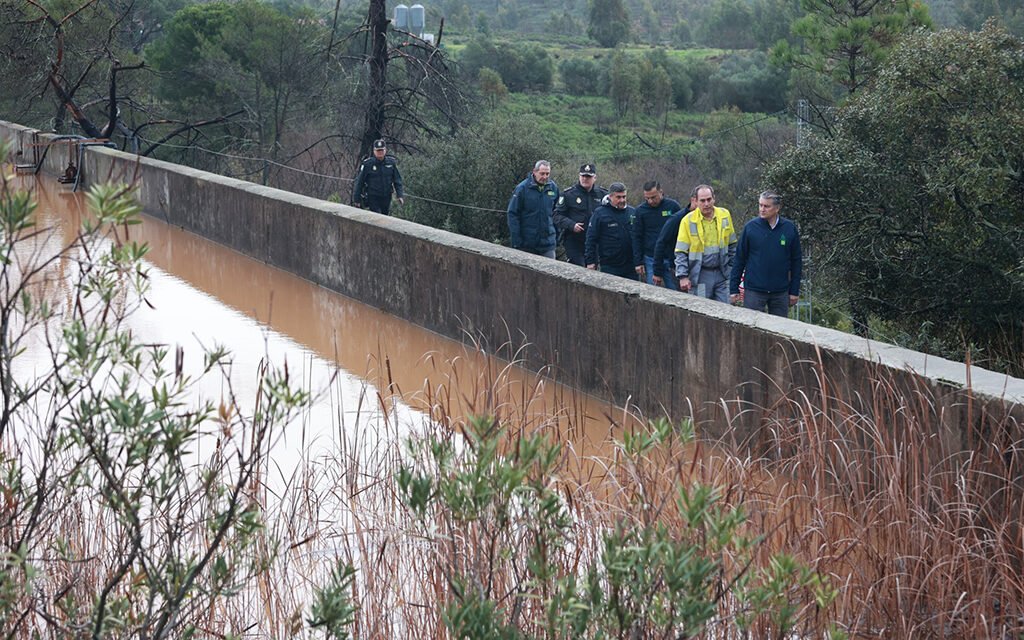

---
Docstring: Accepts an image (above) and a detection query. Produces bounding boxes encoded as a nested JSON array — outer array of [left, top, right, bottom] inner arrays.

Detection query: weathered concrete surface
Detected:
[[4, 120, 1022, 446]]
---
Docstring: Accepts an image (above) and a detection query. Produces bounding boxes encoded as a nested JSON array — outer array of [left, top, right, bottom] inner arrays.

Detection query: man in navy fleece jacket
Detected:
[[729, 191, 802, 317]]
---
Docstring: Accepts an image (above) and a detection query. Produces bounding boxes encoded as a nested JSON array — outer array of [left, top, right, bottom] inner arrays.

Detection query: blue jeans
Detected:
[[744, 289, 790, 317], [644, 255, 678, 290]]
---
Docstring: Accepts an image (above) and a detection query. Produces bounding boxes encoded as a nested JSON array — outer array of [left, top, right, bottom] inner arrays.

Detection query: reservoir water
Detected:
[[13, 174, 634, 491]]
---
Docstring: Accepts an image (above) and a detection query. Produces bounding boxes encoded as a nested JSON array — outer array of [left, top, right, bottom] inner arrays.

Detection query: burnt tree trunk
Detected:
[[359, 0, 389, 161]]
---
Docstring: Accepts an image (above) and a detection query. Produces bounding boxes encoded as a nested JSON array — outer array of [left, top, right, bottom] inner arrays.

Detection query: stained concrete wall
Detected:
[[4, 121, 1023, 445]]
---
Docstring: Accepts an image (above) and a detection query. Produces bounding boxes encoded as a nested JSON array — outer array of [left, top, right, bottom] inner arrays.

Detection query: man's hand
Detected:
[[635, 265, 645, 278], [678, 277, 691, 292], [789, 294, 799, 306], [397, 197, 405, 205], [573, 222, 584, 233], [730, 293, 741, 304], [587, 264, 597, 270], [652, 275, 663, 286]]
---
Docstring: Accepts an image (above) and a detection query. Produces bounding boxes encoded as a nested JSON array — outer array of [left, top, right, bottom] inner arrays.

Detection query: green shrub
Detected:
[[0, 140, 310, 637], [396, 415, 839, 638], [458, 38, 554, 92]]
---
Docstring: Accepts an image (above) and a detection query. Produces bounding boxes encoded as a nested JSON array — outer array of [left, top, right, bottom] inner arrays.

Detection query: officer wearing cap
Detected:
[[553, 163, 608, 266], [352, 139, 404, 215]]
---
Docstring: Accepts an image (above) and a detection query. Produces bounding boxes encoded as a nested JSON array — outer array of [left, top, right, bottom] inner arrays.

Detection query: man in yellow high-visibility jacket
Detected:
[[674, 184, 737, 303]]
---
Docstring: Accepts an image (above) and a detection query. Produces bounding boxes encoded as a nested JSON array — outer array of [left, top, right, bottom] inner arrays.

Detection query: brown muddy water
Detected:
[[12, 175, 638, 490]]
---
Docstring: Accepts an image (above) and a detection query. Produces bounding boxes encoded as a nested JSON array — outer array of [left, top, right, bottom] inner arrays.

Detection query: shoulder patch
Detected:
[[558, 196, 565, 205]]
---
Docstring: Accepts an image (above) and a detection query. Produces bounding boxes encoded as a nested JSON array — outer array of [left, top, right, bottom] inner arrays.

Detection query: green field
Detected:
[[442, 37, 727, 62], [494, 93, 709, 161]]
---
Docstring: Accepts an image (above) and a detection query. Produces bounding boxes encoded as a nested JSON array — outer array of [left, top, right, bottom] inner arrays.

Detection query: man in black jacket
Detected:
[[352, 139, 404, 215], [632, 180, 683, 288], [553, 163, 607, 266], [585, 182, 637, 279], [651, 189, 698, 287]]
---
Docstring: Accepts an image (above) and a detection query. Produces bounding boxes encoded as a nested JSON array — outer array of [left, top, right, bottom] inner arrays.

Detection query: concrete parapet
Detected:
[[4, 120, 1022, 446]]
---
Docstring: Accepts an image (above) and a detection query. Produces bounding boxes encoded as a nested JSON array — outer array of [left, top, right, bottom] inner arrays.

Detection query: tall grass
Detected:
[[6, 262, 1020, 637], [215, 343, 1023, 638]]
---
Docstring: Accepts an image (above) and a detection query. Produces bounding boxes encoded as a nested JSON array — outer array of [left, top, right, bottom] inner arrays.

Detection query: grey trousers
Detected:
[[694, 267, 729, 303]]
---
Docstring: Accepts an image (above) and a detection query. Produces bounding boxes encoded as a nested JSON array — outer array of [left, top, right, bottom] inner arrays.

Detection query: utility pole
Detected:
[[795, 243, 812, 323], [793, 98, 812, 322], [796, 98, 809, 148]]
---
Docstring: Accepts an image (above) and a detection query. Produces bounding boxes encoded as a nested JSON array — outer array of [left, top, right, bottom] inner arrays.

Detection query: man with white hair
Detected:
[[507, 160, 559, 258]]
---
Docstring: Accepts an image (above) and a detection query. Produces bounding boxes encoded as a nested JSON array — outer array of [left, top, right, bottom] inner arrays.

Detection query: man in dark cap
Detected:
[[352, 139, 404, 215], [553, 162, 608, 266]]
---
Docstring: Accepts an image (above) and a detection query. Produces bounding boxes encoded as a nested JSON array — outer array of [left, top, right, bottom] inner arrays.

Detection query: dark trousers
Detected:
[[363, 196, 392, 216], [744, 289, 790, 317], [563, 234, 586, 266], [601, 263, 637, 279]]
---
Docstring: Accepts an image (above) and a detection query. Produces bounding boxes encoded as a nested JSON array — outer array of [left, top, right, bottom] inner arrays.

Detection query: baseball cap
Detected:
[[579, 163, 596, 176]]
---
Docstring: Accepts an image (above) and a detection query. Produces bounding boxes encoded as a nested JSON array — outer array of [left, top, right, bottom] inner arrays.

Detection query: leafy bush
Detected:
[[763, 23, 1024, 372], [396, 415, 840, 638], [458, 38, 554, 92], [557, 57, 606, 96], [0, 140, 311, 637], [707, 51, 789, 113]]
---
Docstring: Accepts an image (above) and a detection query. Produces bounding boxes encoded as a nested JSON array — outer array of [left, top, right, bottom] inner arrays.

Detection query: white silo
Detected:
[[393, 4, 409, 30], [409, 4, 425, 37]]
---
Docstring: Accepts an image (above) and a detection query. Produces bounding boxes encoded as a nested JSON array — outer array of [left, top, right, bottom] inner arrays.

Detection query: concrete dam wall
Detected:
[[4, 120, 1022, 446]]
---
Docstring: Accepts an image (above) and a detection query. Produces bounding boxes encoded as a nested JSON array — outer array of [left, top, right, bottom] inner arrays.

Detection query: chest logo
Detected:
[[780, 237, 786, 246], [372, 166, 377, 171], [576, 197, 582, 204]]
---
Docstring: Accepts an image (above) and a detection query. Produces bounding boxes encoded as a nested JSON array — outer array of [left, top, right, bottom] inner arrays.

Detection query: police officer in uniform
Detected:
[[553, 163, 608, 266], [585, 182, 637, 279], [352, 139, 404, 215]]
